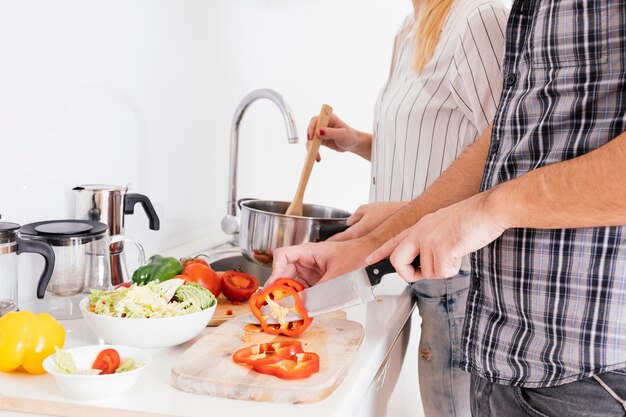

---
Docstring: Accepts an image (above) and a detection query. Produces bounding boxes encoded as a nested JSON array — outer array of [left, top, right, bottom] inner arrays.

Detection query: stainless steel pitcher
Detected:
[[73, 184, 159, 285]]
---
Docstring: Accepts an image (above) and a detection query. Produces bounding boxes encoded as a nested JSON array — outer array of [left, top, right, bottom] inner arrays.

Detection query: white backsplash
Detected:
[[0, 0, 408, 305]]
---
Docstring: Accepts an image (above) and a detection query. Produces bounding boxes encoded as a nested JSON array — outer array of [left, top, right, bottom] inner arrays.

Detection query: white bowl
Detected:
[[43, 345, 151, 401], [79, 297, 216, 349]]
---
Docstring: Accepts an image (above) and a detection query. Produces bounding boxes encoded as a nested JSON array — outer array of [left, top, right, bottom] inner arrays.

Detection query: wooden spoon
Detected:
[[285, 104, 333, 216]]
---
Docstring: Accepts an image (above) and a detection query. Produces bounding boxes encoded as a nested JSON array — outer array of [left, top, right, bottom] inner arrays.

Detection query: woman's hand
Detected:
[[328, 202, 406, 242], [307, 112, 372, 161]]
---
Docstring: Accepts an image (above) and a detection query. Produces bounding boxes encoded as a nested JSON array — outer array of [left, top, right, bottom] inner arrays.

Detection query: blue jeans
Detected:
[[412, 272, 471, 417], [470, 368, 626, 416]]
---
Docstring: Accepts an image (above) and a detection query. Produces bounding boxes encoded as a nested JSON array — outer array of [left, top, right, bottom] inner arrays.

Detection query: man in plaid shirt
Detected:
[[271, 0, 626, 414], [361, 0, 626, 415]]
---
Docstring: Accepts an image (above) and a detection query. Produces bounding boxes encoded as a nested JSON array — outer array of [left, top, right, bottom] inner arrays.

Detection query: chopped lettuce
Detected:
[[173, 282, 216, 312], [54, 348, 77, 374], [115, 357, 142, 373], [88, 280, 215, 318]]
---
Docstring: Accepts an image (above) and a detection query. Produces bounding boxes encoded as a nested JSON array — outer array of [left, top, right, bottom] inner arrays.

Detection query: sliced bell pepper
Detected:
[[0, 310, 65, 375], [272, 278, 305, 292], [249, 281, 313, 337], [232, 341, 304, 366], [132, 254, 183, 285], [253, 352, 320, 380]]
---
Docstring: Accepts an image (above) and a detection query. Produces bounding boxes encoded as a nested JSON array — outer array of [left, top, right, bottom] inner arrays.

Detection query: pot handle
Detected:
[[16, 236, 56, 299], [125, 193, 160, 231], [317, 223, 350, 241], [237, 198, 258, 210]]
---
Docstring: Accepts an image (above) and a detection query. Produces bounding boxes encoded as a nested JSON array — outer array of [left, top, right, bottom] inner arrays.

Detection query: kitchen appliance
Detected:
[[19, 220, 145, 319], [73, 184, 159, 285], [238, 199, 350, 266], [244, 256, 421, 324], [0, 221, 55, 316]]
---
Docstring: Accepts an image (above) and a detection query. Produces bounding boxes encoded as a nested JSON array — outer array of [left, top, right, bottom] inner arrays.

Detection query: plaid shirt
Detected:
[[462, 0, 626, 387]]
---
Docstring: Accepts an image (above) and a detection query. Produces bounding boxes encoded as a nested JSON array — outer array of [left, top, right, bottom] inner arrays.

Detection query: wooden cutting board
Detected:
[[171, 315, 364, 403], [207, 295, 252, 326]]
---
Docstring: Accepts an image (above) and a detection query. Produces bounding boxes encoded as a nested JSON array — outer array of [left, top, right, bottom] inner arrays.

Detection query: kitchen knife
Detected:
[[242, 256, 420, 324]]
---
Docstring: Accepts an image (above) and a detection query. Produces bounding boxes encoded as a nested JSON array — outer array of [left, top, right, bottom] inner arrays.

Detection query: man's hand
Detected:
[[366, 191, 508, 282], [328, 202, 406, 242], [269, 237, 379, 287]]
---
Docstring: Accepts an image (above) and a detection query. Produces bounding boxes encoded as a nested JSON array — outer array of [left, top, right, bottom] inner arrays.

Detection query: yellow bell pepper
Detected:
[[0, 310, 65, 374]]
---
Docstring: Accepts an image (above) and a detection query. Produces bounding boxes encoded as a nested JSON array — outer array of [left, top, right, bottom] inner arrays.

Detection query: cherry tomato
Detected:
[[180, 257, 209, 268], [182, 263, 222, 297], [221, 270, 259, 302], [91, 348, 121, 375]]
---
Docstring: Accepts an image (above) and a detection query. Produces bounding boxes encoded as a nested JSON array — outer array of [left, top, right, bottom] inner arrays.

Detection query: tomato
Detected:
[[114, 282, 132, 289], [221, 271, 259, 302], [91, 348, 121, 375], [180, 256, 209, 268], [182, 263, 222, 297]]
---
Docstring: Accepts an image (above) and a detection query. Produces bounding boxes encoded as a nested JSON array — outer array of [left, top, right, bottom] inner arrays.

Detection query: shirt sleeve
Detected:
[[448, 3, 508, 134]]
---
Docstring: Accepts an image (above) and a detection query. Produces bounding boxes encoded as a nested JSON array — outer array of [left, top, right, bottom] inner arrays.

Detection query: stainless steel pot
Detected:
[[238, 199, 350, 266]]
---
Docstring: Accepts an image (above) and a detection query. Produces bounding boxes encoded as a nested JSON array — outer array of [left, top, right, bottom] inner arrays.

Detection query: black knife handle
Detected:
[[364, 256, 421, 286]]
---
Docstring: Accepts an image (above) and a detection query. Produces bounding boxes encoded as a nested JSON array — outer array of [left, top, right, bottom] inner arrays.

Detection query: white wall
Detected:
[[0, 0, 408, 304]]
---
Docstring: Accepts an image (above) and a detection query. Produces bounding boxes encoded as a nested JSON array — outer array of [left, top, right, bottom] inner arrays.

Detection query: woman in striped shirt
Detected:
[[277, 0, 508, 416]]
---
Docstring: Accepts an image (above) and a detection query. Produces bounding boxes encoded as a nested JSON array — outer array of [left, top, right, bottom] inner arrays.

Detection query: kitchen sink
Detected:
[[195, 246, 272, 286]]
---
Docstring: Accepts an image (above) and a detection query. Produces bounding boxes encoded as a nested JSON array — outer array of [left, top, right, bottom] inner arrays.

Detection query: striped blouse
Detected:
[[370, 0, 509, 204]]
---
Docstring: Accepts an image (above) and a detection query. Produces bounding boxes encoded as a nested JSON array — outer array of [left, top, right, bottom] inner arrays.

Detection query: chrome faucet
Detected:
[[221, 88, 299, 238]]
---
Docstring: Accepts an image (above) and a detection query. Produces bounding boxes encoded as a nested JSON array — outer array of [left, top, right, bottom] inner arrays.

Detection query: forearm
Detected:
[[352, 131, 373, 161], [486, 130, 626, 229], [365, 126, 492, 247]]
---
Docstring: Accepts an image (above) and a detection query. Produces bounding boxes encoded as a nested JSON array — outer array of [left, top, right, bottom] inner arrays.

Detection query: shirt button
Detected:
[[490, 140, 499, 152], [506, 73, 517, 86]]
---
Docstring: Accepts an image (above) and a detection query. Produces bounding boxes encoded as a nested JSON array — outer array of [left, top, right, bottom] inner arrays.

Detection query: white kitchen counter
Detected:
[[0, 273, 415, 417]]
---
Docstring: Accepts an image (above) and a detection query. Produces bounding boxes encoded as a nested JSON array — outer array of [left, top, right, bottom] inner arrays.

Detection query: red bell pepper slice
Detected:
[[249, 280, 313, 337], [272, 278, 305, 292], [253, 352, 320, 380], [232, 341, 304, 366]]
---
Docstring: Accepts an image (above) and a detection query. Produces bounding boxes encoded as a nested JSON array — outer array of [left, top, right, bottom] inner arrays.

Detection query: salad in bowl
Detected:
[[81, 279, 217, 349]]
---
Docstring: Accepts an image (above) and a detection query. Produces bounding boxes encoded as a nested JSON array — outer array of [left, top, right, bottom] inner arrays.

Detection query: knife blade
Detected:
[[242, 255, 420, 324]]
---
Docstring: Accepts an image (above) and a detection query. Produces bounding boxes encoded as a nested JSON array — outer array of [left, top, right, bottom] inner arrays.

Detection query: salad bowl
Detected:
[[43, 345, 151, 401], [80, 295, 216, 350]]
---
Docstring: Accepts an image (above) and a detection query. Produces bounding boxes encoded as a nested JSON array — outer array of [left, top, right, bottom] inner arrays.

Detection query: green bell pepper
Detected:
[[132, 255, 183, 285]]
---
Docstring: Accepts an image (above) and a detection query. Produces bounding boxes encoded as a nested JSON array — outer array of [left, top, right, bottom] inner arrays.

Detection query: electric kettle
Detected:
[[73, 184, 159, 285]]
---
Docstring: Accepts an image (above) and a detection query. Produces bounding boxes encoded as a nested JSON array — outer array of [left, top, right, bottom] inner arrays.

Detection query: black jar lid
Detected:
[[20, 220, 108, 244], [0, 222, 20, 243], [0, 222, 20, 233]]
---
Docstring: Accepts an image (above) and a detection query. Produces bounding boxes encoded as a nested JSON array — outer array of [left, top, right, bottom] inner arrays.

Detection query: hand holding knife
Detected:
[[243, 256, 420, 324]]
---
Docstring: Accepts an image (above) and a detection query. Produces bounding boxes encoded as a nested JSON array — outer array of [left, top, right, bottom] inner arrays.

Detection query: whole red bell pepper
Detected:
[[253, 352, 320, 380], [248, 279, 312, 337]]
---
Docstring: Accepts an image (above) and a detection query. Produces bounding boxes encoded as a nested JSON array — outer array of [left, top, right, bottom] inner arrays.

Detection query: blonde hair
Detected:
[[414, 0, 456, 73]]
